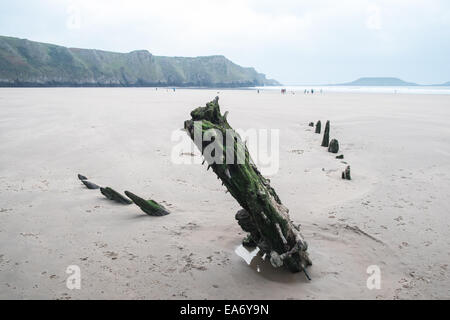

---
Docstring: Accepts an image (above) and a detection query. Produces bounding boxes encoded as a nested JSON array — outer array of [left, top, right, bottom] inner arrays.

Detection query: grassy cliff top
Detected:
[[0, 35, 280, 87]]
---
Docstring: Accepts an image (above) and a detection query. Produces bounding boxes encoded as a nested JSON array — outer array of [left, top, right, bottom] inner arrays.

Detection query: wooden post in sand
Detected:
[[342, 165, 351, 180], [321, 120, 330, 147], [328, 139, 339, 153], [315, 120, 321, 134], [184, 97, 312, 274]]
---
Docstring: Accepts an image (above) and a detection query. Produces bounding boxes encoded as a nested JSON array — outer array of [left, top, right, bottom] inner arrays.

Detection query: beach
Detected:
[[0, 88, 449, 299]]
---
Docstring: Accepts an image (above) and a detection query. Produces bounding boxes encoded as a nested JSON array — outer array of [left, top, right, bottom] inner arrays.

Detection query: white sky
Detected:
[[0, 0, 449, 84]]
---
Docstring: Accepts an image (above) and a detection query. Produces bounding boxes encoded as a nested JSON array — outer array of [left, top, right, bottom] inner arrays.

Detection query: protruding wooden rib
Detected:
[[81, 180, 100, 190], [100, 187, 132, 204], [124, 191, 170, 216]]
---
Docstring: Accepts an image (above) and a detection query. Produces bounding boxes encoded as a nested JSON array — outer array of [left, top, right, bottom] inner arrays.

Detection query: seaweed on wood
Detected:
[[184, 97, 312, 275]]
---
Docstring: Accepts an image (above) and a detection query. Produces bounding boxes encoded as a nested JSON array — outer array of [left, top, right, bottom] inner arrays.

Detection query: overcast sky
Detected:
[[0, 0, 449, 84]]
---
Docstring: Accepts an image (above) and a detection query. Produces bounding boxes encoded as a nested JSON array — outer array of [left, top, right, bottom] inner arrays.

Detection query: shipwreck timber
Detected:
[[184, 97, 312, 274], [100, 187, 132, 205], [125, 191, 171, 216]]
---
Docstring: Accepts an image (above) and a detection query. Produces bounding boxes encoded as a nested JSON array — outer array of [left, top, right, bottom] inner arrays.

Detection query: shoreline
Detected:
[[1, 85, 450, 95]]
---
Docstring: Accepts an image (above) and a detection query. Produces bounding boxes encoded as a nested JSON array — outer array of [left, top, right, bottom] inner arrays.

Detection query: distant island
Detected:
[[0, 36, 279, 87], [337, 77, 418, 86], [334, 77, 449, 87]]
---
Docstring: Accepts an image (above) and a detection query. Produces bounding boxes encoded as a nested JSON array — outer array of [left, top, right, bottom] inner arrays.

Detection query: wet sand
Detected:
[[0, 88, 449, 299]]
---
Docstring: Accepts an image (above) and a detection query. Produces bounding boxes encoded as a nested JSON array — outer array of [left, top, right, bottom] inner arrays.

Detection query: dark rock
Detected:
[[308, 122, 314, 127], [328, 139, 339, 153], [315, 120, 321, 134], [78, 174, 88, 181], [342, 165, 351, 180], [321, 120, 330, 147], [336, 154, 344, 159], [100, 187, 132, 204], [81, 180, 100, 190], [124, 191, 170, 216]]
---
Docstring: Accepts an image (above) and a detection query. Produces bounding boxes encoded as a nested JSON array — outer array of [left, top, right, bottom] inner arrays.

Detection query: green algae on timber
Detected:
[[184, 97, 312, 275], [100, 187, 132, 205], [124, 191, 170, 216]]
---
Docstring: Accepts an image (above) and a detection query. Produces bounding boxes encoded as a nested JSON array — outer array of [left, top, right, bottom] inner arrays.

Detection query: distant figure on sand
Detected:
[[281, 89, 286, 94], [311, 89, 314, 94]]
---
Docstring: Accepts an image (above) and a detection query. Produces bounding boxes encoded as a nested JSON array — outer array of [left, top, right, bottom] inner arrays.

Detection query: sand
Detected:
[[0, 88, 449, 299]]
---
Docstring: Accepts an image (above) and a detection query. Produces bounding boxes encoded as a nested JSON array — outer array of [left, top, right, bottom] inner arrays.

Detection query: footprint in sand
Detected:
[[104, 251, 118, 260]]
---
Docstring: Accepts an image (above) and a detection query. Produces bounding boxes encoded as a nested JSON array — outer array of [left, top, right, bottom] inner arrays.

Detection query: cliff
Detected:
[[0, 36, 279, 87]]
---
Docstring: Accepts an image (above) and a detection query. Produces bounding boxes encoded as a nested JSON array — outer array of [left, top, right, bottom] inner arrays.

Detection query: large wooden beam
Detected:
[[184, 97, 312, 274]]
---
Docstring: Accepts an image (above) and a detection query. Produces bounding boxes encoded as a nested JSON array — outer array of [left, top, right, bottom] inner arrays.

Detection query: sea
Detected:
[[254, 85, 450, 95]]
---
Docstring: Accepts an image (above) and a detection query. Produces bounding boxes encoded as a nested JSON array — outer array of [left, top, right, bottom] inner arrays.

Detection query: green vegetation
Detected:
[[124, 191, 170, 216]]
